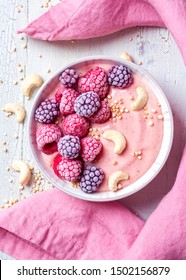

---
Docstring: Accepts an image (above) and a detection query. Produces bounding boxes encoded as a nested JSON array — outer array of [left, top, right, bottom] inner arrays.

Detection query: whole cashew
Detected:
[[102, 129, 127, 154], [131, 87, 148, 111], [3, 103, 26, 123], [121, 52, 133, 62], [12, 160, 31, 185], [108, 171, 129, 192], [20, 73, 43, 97]]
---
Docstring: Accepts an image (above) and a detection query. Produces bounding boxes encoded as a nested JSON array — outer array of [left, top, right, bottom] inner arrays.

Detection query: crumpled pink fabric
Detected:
[[18, 0, 186, 64], [0, 145, 186, 260]]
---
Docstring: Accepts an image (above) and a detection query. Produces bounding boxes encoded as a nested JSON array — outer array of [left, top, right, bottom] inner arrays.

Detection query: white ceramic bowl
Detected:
[[28, 56, 173, 202]]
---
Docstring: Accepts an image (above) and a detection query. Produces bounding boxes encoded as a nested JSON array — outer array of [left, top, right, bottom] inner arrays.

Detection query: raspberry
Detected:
[[108, 65, 133, 88], [52, 153, 63, 177], [55, 87, 65, 104], [89, 101, 111, 123], [74, 91, 100, 117], [57, 135, 81, 159], [80, 165, 104, 193], [52, 153, 83, 182], [59, 68, 78, 88], [60, 88, 80, 115], [35, 99, 60, 124], [78, 66, 109, 99], [61, 113, 89, 138], [36, 124, 62, 155], [81, 137, 102, 162]]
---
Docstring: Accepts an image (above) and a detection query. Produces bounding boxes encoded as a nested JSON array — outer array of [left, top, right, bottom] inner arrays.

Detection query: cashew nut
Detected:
[[108, 171, 129, 192], [3, 103, 26, 123], [12, 160, 31, 185], [20, 73, 43, 97], [102, 129, 127, 154], [131, 87, 148, 111], [121, 52, 133, 62]]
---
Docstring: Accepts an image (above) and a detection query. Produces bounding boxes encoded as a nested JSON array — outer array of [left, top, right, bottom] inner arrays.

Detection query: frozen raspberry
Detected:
[[108, 65, 133, 88], [36, 124, 62, 155], [89, 101, 111, 123], [78, 66, 109, 99], [35, 99, 60, 124], [52, 153, 63, 178], [61, 113, 89, 138], [60, 88, 80, 115], [55, 87, 65, 104], [53, 153, 83, 182], [81, 137, 102, 162], [59, 68, 78, 88], [74, 91, 100, 117], [80, 165, 104, 193], [57, 135, 81, 159]]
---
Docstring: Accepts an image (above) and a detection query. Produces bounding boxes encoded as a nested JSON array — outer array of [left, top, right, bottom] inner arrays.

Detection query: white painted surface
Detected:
[[0, 1, 186, 260], [0, 251, 14, 260]]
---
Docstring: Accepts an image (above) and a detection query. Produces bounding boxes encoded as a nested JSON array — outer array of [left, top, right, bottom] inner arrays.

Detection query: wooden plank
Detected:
[[0, 0, 27, 206]]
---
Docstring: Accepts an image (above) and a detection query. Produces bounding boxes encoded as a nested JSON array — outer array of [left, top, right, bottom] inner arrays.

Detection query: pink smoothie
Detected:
[[38, 62, 164, 192]]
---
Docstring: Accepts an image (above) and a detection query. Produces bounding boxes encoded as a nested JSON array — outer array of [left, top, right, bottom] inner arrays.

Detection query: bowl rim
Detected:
[[28, 55, 174, 202]]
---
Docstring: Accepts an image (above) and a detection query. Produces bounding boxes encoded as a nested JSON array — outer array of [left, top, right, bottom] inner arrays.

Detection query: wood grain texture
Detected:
[[0, 251, 14, 260], [0, 0, 186, 227]]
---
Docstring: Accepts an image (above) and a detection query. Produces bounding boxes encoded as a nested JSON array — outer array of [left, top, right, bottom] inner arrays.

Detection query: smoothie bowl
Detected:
[[28, 57, 173, 201]]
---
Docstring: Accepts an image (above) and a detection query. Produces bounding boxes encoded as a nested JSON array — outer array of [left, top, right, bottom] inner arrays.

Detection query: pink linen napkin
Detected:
[[0, 189, 144, 260], [18, 0, 186, 64], [0, 145, 186, 260]]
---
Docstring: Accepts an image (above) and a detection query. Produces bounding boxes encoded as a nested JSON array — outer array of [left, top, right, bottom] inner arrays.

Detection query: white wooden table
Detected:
[[0, 1, 186, 259]]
